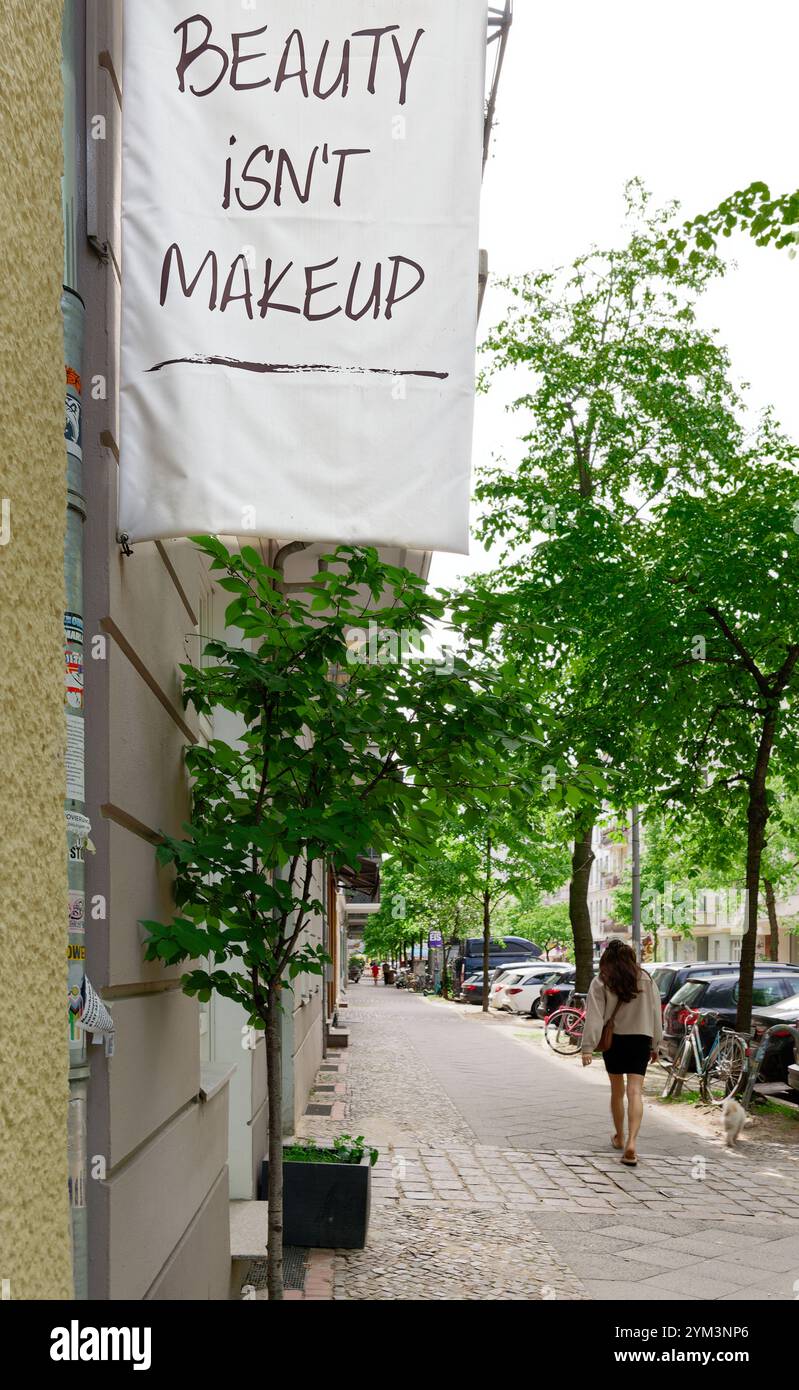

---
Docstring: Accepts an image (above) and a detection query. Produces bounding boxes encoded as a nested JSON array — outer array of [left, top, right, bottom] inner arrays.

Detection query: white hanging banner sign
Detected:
[[120, 1, 487, 553]]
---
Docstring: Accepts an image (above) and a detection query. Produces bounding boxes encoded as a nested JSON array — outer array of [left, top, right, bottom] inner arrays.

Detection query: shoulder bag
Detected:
[[596, 987, 623, 1054]]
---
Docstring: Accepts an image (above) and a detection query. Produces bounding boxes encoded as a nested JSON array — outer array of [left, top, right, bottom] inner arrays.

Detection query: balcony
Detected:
[[339, 852, 380, 906]]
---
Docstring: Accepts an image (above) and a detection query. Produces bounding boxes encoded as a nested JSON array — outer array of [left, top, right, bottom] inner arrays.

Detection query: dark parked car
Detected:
[[648, 960, 799, 1011], [661, 969, 799, 1063], [535, 968, 596, 1019], [750, 990, 799, 1085]]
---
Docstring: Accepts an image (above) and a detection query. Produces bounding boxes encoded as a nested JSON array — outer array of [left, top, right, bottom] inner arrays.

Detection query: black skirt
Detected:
[[602, 1033, 652, 1076]]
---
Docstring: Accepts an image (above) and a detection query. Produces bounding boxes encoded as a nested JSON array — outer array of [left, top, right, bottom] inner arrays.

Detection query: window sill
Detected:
[[199, 1062, 236, 1103]]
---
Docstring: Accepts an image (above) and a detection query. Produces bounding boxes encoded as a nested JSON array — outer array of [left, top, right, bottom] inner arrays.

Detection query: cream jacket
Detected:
[[581, 972, 663, 1055]]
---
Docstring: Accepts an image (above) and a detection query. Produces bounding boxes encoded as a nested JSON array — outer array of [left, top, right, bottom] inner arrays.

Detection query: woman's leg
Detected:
[[609, 1073, 625, 1144], [625, 1074, 644, 1154]]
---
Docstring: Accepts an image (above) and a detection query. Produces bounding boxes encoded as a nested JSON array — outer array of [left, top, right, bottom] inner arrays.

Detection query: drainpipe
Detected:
[[272, 543, 309, 1134], [62, 0, 89, 1300]]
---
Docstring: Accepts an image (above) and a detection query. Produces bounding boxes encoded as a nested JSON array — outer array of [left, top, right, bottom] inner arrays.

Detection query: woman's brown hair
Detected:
[[598, 940, 641, 1004]]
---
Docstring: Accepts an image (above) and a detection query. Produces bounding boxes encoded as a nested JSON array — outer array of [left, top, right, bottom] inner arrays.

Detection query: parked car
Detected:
[[461, 958, 539, 1003], [461, 976, 488, 1002], [491, 962, 571, 1011], [454, 936, 542, 991], [661, 969, 799, 1063], [749, 990, 799, 1085], [649, 960, 799, 1012], [504, 964, 574, 1016], [465, 960, 532, 987], [535, 968, 585, 1018], [490, 966, 533, 1009]]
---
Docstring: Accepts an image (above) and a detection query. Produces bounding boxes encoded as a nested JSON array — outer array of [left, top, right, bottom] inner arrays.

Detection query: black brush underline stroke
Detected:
[[146, 354, 449, 380]]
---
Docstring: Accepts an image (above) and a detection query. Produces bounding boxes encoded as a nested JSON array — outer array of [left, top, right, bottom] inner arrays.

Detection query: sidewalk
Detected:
[[297, 984, 799, 1301]]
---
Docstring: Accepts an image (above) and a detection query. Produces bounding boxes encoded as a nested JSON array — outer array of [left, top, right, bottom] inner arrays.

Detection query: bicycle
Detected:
[[544, 999, 586, 1055], [660, 1009, 748, 1105], [738, 1021, 799, 1112]]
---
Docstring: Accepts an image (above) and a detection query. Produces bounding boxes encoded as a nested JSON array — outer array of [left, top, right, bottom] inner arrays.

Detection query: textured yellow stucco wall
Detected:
[[0, 1, 73, 1299]]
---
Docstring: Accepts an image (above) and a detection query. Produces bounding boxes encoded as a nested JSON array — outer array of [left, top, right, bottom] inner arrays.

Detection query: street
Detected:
[[298, 984, 799, 1301]]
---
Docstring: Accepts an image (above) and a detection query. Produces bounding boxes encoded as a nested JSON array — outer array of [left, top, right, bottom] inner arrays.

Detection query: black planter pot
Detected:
[[258, 1154, 371, 1249]]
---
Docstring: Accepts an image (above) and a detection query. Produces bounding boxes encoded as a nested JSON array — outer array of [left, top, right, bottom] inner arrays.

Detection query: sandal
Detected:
[[621, 1150, 638, 1167], [611, 1135, 623, 1150]]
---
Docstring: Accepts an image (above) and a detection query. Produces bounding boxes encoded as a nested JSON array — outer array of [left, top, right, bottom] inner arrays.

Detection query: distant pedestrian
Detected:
[[581, 941, 662, 1167], [370, 961, 380, 986], [382, 961, 390, 986]]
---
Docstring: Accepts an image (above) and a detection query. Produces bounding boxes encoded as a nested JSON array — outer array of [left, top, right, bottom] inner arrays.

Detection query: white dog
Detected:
[[721, 1097, 749, 1148]]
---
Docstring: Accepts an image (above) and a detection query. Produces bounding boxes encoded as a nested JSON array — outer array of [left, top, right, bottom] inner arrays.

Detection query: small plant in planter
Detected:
[[283, 1134, 379, 1167], [260, 1135, 379, 1249]]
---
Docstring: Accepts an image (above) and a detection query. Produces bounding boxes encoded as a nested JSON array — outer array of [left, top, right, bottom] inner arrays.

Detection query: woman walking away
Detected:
[[370, 961, 380, 986], [581, 942, 662, 1167]]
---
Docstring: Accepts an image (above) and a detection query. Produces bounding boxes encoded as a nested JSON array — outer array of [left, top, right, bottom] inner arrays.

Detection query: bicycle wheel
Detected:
[[701, 1032, 747, 1105], [661, 1038, 691, 1098], [545, 1008, 584, 1055]]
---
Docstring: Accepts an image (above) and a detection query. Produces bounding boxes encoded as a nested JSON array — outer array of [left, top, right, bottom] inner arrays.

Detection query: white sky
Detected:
[[429, 0, 799, 591]]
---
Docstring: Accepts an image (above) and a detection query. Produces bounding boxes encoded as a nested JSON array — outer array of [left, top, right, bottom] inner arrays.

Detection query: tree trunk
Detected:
[[736, 710, 777, 1032], [764, 878, 779, 962], [265, 980, 284, 1300], [570, 818, 595, 994], [482, 836, 492, 1011]]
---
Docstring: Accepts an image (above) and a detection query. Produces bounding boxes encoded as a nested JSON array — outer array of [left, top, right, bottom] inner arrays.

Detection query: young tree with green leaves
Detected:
[[414, 798, 570, 1009], [364, 848, 482, 993], [587, 434, 799, 1029], [469, 185, 741, 990], [362, 856, 445, 969], [675, 181, 799, 260], [496, 898, 573, 960]]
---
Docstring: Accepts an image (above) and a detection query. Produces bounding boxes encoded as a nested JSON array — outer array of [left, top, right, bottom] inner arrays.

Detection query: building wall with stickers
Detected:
[[78, 0, 233, 1300], [0, 0, 74, 1300]]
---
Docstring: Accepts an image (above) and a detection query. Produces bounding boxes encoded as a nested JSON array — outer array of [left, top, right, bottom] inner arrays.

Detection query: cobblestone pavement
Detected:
[[298, 985, 799, 1301]]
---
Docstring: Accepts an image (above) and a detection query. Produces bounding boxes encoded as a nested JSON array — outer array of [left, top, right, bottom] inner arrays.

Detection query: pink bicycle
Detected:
[[544, 1001, 586, 1055]]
